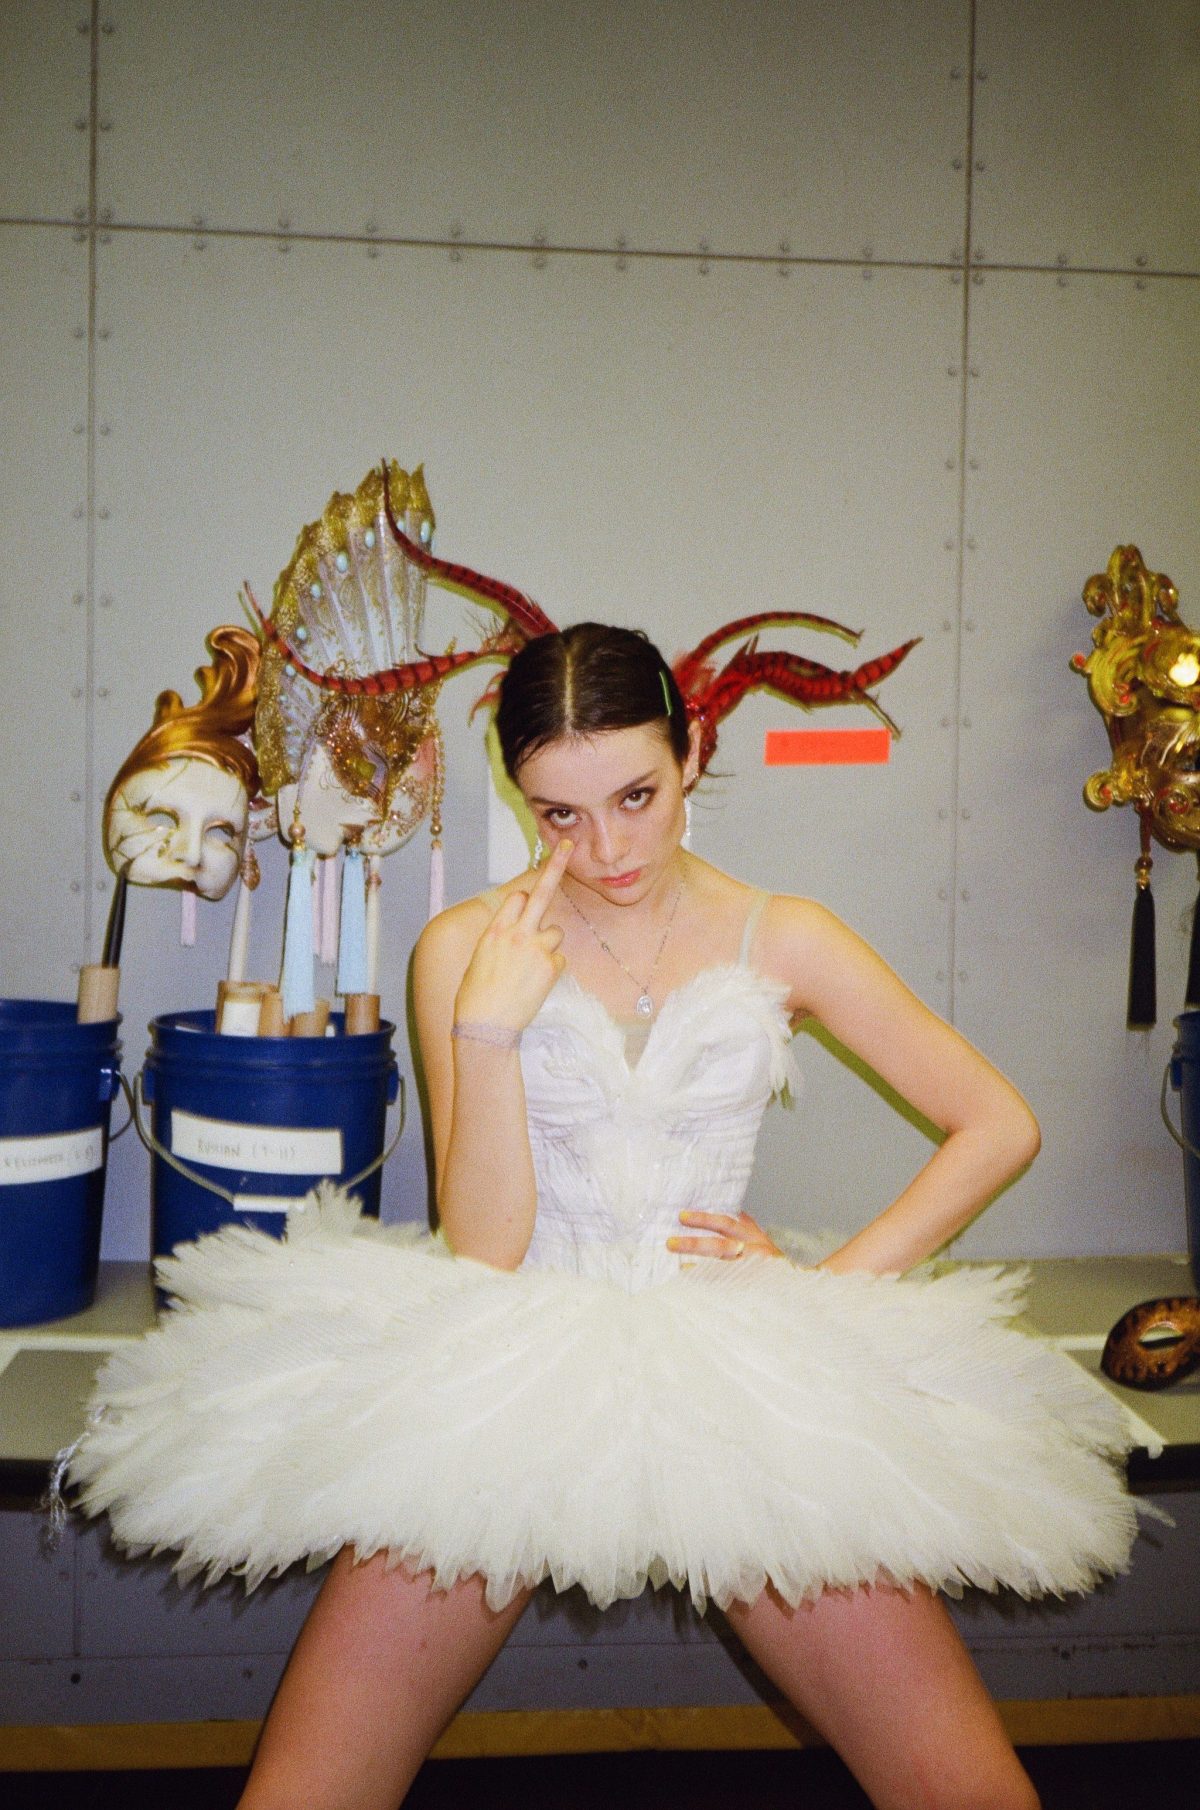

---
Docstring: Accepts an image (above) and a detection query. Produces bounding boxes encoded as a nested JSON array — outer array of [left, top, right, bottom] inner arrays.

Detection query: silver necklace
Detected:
[[562, 876, 685, 1018]]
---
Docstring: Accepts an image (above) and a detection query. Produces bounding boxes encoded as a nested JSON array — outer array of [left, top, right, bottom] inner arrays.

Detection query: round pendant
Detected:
[[635, 992, 654, 1018]]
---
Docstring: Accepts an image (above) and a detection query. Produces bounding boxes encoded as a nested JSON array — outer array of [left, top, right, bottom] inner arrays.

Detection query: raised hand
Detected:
[[666, 1209, 783, 1262], [453, 840, 573, 1034]]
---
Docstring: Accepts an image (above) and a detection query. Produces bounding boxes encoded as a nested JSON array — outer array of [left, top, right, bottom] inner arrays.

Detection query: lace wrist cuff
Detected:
[[451, 1020, 523, 1050]]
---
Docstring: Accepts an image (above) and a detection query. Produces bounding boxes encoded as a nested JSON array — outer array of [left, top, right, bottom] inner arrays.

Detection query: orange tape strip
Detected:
[[764, 728, 892, 766]]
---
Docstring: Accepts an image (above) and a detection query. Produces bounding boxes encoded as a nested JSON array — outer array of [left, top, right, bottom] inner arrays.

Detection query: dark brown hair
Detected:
[[495, 624, 689, 780]]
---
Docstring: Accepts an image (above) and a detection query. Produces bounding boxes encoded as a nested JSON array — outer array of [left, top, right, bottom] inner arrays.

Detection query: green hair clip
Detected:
[[659, 669, 673, 716]]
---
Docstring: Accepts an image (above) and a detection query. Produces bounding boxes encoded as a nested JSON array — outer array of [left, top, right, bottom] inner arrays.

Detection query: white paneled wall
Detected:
[[2, 1, 1199, 1260]]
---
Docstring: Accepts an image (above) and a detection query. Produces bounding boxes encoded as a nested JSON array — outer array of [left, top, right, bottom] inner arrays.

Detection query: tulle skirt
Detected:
[[67, 1188, 1155, 1612]]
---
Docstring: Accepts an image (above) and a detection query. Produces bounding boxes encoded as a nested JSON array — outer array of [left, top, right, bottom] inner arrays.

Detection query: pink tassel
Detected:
[[319, 854, 339, 965], [428, 840, 445, 920], [180, 888, 197, 946]]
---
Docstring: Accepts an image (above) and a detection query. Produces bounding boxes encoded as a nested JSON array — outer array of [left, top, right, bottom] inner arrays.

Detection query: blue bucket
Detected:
[[140, 1011, 401, 1256], [1167, 1011, 1200, 1288], [0, 1000, 122, 1327]]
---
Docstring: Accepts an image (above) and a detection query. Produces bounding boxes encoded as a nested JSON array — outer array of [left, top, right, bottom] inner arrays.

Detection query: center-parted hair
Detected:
[[495, 624, 689, 780]]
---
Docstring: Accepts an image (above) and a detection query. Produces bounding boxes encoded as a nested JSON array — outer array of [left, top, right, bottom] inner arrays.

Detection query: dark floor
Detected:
[[4, 1743, 1199, 1809]]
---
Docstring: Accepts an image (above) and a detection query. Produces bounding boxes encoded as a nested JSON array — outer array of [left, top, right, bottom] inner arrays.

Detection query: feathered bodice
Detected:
[[519, 965, 798, 1283]]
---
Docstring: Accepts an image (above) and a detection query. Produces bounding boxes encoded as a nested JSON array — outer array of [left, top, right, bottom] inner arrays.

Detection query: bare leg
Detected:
[[238, 1549, 531, 1810], [725, 1581, 1039, 1810]]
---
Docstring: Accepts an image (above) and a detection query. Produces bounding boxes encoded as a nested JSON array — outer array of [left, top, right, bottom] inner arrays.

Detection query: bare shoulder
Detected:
[[412, 873, 538, 993], [753, 893, 887, 1015]]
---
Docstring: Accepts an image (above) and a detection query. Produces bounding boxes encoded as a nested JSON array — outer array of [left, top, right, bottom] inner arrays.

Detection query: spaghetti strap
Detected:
[[738, 889, 770, 968]]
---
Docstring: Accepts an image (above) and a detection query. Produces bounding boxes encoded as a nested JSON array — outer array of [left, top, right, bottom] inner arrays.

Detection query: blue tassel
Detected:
[[337, 847, 368, 996], [281, 842, 316, 1020]]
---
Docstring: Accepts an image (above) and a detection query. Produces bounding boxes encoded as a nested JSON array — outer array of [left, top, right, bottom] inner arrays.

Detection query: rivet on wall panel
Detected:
[[72, 504, 84, 520], [943, 537, 954, 551], [192, 215, 206, 230], [1135, 279, 1147, 292], [98, 117, 112, 132], [73, 207, 85, 222], [861, 266, 872, 280], [71, 686, 83, 700], [97, 687, 109, 699], [101, 17, 115, 33], [71, 880, 81, 894], [961, 808, 971, 820], [941, 621, 951, 633], [100, 593, 112, 607], [1056, 252, 1069, 266], [99, 422, 111, 437], [72, 592, 83, 607], [961, 890, 971, 903], [1057, 275, 1069, 287], [974, 67, 988, 81], [950, 272, 961, 285], [969, 365, 979, 379], [949, 66, 962, 80], [968, 457, 980, 471], [366, 244, 379, 259], [957, 970, 967, 983], [940, 716, 951, 728], [966, 537, 976, 551], [944, 457, 955, 471], [96, 879, 108, 893], [99, 232, 111, 245], [74, 116, 87, 132], [971, 272, 984, 286], [71, 790, 81, 804], [1135, 254, 1148, 268], [938, 888, 948, 902], [278, 240, 290, 254], [365, 220, 379, 236], [946, 365, 959, 378], [964, 620, 975, 632], [76, 16, 89, 33], [937, 808, 948, 821], [973, 160, 985, 174], [97, 507, 109, 521], [936, 969, 945, 983], [278, 216, 292, 232], [861, 245, 873, 261], [98, 207, 112, 225], [74, 229, 87, 244], [73, 421, 84, 435], [951, 157, 963, 172]]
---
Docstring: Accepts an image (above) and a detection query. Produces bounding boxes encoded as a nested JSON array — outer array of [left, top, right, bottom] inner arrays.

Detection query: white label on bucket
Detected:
[[170, 1110, 343, 1176], [0, 1126, 104, 1185]]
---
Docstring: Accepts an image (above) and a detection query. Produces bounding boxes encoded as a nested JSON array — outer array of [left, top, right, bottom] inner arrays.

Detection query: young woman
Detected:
[[72, 626, 1144, 1810]]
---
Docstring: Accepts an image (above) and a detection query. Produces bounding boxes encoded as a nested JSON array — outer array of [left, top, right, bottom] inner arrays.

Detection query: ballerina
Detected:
[[70, 623, 1150, 1810]]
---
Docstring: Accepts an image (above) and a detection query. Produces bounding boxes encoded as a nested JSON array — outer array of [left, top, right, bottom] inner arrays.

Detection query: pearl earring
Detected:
[[682, 792, 693, 850], [533, 836, 546, 866]]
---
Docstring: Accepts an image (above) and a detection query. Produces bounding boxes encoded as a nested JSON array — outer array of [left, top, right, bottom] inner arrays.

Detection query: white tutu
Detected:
[[68, 1187, 1150, 1612], [68, 959, 1157, 1611]]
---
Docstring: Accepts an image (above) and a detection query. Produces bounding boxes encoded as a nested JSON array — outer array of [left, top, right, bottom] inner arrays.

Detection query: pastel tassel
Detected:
[[428, 838, 445, 920], [365, 856, 382, 995], [281, 842, 317, 1021], [180, 889, 197, 947], [319, 853, 339, 966], [337, 848, 368, 997], [311, 853, 323, 956]]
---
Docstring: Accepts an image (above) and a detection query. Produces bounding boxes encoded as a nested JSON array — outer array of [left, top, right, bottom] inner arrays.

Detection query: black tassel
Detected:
[[1128, 850, 1156, 1029], [1187, 856, 1200, 1010]]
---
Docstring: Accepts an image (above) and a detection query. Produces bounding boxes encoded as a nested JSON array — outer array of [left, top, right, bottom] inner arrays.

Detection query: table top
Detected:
[[1, 1253, 1197, 1497]]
